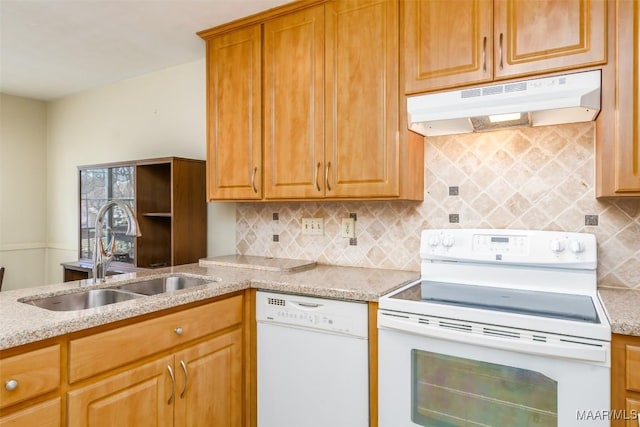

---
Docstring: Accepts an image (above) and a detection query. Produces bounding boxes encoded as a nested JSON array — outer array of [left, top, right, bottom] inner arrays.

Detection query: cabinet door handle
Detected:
[[325, 162, 332, 191], [499, 32, 504, 70], [251, 166, 258, 194], [482, 36, 487, 72], [4, 379, 18, 391], [174, 327, 183, 336], [314, 162, 322, 191], [179, 360, 188, 399], [167, 365, 176, 405]]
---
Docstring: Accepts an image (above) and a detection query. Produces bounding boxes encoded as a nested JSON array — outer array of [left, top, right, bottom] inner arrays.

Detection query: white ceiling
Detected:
[[0, 0, 292, 101]]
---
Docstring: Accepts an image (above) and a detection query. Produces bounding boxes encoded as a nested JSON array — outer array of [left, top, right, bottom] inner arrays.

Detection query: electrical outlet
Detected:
[[302, 218, 324, 235], [341, 218, 356, 238]]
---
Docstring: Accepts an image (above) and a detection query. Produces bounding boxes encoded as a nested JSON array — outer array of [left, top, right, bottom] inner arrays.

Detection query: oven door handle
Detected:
[[378, 313, 608, 363]]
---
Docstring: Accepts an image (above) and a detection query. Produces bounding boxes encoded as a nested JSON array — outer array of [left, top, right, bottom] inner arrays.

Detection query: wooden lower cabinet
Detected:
[[0, 293, 246, 427], [68, 357, 174, 427], [611, 333, 640, 426], [0, 398, 61, 427], [0, 344, 61, 427], [67, 328, 243, 427], [175, 329, 243, 427]]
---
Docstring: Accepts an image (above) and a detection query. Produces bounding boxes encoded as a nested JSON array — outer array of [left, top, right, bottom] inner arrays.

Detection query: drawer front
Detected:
[[69, 295, 243, 383], [0, 397, 62, 427], [627, 344, 640, 392], [0, 346, 60, 409], [0, 397, 61, 427]]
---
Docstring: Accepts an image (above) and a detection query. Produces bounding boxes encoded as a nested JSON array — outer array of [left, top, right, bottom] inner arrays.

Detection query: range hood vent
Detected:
[[407, 70, 601, 137]]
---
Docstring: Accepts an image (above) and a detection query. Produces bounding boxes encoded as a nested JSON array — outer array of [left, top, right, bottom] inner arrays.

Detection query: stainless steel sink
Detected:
[[20, 275, 215, 312], [22, 289, 143, 311], [114, 275, 211, 295]]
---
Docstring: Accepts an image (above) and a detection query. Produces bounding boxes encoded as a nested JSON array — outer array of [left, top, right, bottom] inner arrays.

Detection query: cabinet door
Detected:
[[403, 0, 493, 94], [174, 329, 243, 427], [264, 5, 326, 199], [206, 25, 262, 200], [625, 398, 640, 427], [67, 357, 173, 427], [494, 0, 606, 79], [596, 0, 640, 197], [325, 0, 400, 198]]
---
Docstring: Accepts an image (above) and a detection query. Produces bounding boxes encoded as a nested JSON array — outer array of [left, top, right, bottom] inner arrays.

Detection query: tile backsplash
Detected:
[[237, 123, 640, 289]]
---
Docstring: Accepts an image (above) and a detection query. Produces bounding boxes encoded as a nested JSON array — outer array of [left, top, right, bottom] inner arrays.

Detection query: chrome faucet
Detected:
[[92, 200, 141, 283]]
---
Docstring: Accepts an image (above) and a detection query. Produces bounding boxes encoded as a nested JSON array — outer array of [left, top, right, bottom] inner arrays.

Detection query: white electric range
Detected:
[[378, 229, 611, 427]]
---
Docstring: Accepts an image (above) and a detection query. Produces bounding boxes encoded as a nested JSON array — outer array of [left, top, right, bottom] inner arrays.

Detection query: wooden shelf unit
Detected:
[[66, 157, 207, 280]]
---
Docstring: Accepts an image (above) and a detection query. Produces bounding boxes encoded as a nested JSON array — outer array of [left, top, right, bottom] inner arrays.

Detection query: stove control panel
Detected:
[[421, 229, 597, 269]]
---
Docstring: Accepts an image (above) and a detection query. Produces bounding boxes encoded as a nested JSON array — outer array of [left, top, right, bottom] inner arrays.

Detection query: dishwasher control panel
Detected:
[[256, 291, 368, 338]]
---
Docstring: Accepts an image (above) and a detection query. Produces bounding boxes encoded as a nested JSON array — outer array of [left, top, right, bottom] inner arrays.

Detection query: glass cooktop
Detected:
[[391, 281, 599, 323]]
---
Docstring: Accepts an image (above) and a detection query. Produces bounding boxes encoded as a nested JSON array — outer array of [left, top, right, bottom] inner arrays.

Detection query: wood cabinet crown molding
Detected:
[[197, 0, 327, 39]]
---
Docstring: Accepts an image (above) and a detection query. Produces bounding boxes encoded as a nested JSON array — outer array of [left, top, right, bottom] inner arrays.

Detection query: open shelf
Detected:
[[71, 157, 206, 278]]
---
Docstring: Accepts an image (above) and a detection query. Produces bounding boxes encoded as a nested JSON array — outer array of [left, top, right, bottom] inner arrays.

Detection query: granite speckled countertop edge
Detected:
[[0, 262, 420, 351], [598, 287, 640, 337], [2, 261, 638, 351]]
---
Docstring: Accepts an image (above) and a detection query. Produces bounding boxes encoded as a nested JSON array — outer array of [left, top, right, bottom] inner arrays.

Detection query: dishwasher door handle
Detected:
[[292, 301, 322, 309]]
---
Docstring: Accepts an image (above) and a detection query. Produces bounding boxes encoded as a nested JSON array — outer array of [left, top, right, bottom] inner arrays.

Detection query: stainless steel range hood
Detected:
[[407, 70, 601, 137]]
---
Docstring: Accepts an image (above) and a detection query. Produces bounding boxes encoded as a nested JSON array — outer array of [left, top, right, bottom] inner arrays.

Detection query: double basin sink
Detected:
[[21, 275, 214, 312]]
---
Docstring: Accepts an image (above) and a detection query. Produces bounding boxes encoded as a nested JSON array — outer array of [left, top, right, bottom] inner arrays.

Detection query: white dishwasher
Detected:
[[256, 290, 369, 427]]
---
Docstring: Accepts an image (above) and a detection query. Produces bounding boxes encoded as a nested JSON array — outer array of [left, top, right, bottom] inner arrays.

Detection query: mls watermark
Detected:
[[576, 409, 639, 421]]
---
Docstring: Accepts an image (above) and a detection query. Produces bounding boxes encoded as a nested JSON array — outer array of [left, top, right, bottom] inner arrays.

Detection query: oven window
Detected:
[[411, 350, 557, 426]]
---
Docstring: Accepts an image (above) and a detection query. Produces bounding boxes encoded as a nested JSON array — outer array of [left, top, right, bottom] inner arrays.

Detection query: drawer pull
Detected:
[[482, 36, 487, 72], [180, 360, 188, 398], [5, 379, 19, 391], [251, 166, 258, 194], [174, 327, 183, 336], [314, 162, 321, 191], [167, 365, 175, 405], [499, 32, 504, 70]]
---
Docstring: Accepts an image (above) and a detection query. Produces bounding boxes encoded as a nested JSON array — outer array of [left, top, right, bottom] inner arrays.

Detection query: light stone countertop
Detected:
[[2, 260, 638, 351], [0, 261, 420, 351], [598, 287, 640, 337]]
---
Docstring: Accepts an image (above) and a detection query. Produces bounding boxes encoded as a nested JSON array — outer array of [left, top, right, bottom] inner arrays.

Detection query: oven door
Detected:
[[378, 310, 610, 427]]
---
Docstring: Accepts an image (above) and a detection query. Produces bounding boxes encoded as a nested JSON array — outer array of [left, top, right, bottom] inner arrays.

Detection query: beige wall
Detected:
[[1, 59, 236, 289], [0, 94, 48, 290]]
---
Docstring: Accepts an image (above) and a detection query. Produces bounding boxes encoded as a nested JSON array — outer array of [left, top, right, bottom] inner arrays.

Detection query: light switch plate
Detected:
[[302, 218, 324, 235], [341, 218, 356, 238]]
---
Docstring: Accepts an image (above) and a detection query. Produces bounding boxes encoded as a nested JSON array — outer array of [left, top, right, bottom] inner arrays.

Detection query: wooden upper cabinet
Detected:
[[205, 25, 262, 200], [494, 0, 606, 79], [199, 0, 423, 201], [325, 0, 400, 198], [263, 5, 325, 199], [596, 0, 640, 197], [404, 0, 606, 94], [404, 0, 493, 94]]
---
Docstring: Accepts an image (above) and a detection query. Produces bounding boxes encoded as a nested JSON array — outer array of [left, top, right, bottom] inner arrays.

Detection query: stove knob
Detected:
[[442, 235, 455, 248], [569, 240, 585, 254], [428, 235, 441, 247], [549, 239, 565, 253]]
